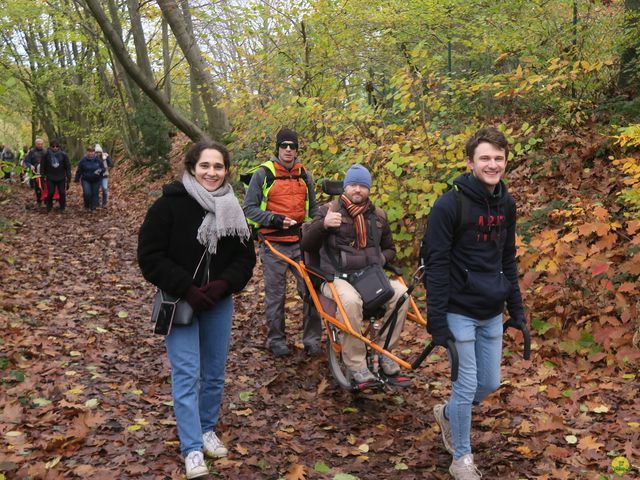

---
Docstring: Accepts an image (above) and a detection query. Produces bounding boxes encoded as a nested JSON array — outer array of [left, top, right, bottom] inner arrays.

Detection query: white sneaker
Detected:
[[380, 355, 400, 376], [449, 454, 482, 480], [185, 450, 208, 479], [203, 430, 228, 458], [433, 403, 454, 454], [350, 367, 376, 384]]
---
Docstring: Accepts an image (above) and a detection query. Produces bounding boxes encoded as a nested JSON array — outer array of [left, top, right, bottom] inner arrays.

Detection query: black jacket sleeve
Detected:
[[423, 192, 458, 334], [137, 198, 194, 297], [74, 160, 83, 182], [41, 154, 49, 176], [300, 203, 331, 252], [378, 212, 396, 264], [216, 236, 256, 294], [503, 196, 525, 320], [64, 153, 71, 182]]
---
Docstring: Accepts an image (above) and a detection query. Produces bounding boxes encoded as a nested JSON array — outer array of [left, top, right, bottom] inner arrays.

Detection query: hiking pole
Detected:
[[411, 339, 459, 382]]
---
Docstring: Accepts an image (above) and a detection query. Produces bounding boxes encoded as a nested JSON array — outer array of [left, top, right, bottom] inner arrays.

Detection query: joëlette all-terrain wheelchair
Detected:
[[260, 180, 530, 392]]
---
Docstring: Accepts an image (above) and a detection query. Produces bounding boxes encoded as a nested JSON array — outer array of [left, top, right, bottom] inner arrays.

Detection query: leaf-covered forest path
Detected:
[[0, 172, 637, 480]]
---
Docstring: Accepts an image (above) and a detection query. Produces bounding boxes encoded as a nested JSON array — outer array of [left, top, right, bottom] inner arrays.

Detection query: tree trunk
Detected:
[[180, 0, 204, 128], [618, 0, 640, 95], [157, 0, 227, 140], [82, 0, 208, 141], [162, 18, 172, 102], [106, 0, 137, 108], [126, 0, 154, 81]]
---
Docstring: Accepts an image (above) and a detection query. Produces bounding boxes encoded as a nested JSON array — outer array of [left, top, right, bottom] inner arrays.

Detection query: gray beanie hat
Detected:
[[343, 164, 371, 188]]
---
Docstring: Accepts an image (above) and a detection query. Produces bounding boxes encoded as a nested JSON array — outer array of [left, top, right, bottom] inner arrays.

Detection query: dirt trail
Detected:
[[0, 176, 635, 479]]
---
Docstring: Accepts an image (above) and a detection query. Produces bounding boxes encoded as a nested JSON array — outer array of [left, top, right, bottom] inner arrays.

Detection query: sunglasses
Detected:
[[51, 145, 60, 148], [278, 142, 298, 150]]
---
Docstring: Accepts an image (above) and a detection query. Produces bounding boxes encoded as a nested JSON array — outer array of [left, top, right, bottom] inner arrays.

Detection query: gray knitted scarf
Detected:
[[182, 172, 251, 254]]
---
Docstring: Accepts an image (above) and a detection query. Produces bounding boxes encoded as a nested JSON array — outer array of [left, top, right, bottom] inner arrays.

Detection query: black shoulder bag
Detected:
[[151, 250, 209, 335], [327, 212, 394, 316]]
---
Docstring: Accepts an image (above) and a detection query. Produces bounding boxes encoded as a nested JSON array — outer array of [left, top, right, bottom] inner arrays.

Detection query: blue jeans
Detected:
[[100, 177, 109, 207], [445, 312, 503, 459], [81, 179, 100, 210], [165, 295, 233, 456]]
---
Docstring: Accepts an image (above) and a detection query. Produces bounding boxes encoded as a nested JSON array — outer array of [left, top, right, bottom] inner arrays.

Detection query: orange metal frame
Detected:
[[263, 239, 426, 370]]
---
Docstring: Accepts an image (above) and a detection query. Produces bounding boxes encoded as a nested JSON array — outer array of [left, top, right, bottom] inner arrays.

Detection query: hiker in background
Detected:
[[95, 144, 114, 208], [17, 144, 29, 182], [41, 139, 71, 213], [24, 138, 49, 206], [138, 140, 256, 480], [1, 146, 16, 180], [74, 146, 104, 212], [421, 127, 526, 480], [242, 127, 322, 357]]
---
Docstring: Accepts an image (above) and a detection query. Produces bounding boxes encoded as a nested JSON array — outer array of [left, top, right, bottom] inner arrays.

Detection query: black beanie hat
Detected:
[[276, 128, 298, 147]]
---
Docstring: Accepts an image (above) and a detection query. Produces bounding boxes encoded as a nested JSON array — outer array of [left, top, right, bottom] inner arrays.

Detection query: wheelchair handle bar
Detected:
[[521, 324, 531, 360], [411, 338, 459, 383], [504, 321, 531, 360]]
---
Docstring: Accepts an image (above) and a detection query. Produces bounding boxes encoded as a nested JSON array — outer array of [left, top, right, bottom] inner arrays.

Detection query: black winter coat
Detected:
[[42, 149, 71, 182], [138, 181, 256, 298], [421, 173, 524, 335]]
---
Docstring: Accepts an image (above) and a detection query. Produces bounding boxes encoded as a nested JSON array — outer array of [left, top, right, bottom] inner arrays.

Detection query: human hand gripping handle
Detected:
[[411, 322, 458, 382]]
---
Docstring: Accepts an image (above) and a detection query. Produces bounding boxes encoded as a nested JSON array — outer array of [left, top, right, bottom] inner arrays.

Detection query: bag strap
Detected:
[[192, 249, 208, 280], [160, 250, 207, 303]]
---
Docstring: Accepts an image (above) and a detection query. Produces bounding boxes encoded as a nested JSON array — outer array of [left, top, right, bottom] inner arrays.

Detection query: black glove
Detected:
[[504, 314, 526, 332], [270, 214, 285, 229], [428, 321, 455, 347], [201, 279, 229, 302], [184, 285, 215, 313]]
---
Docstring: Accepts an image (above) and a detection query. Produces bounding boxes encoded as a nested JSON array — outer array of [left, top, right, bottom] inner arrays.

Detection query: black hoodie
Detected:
[[422, 173, 524, 335]]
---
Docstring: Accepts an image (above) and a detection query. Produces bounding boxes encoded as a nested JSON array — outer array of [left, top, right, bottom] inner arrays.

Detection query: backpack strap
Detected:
[[452, 185, 470, 246], [266, 165, 308, 188]]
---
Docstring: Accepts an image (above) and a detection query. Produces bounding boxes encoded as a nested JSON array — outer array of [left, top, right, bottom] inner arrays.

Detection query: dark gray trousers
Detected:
[[259, 242, 322, 349]]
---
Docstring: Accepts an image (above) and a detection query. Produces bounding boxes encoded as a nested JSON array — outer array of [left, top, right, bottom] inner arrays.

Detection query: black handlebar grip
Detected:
[[411, 339, 459, 383], [521, 324, 531, 360], [446, 338, 459, 382], [411, 342, 435, 370]]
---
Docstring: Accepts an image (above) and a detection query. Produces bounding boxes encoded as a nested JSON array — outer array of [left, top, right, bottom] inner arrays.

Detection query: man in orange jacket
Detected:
[[243, 128, 322, 357]]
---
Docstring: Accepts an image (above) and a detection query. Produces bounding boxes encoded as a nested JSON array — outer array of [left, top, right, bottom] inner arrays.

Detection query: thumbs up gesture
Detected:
[[323, 202, 342, 229]]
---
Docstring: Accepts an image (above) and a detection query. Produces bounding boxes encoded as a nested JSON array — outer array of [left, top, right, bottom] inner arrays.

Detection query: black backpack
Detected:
[[419, 185, 471, 266]]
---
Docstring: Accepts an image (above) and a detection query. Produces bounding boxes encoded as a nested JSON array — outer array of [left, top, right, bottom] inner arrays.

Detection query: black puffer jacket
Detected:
[[421, 173, 524, 334], [138, 181, 256, 298], [301, 199, 395, 274]]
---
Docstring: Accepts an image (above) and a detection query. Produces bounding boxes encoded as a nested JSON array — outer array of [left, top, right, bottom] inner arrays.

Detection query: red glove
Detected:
[[184, 285, 215, 313], [202, 280, 229, 302]]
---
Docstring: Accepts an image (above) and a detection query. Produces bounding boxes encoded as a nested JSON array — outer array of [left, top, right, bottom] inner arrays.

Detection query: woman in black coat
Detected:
[[138, 140, 255, 479]]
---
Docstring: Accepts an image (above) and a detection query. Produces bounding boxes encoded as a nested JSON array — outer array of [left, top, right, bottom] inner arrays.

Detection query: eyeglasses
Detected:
[[278, 142, 298, 150], [51, 145, 60, 149]]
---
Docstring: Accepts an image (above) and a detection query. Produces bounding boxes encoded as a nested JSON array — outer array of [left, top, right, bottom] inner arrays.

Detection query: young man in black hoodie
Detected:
[[421, 127, 526, 480]]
